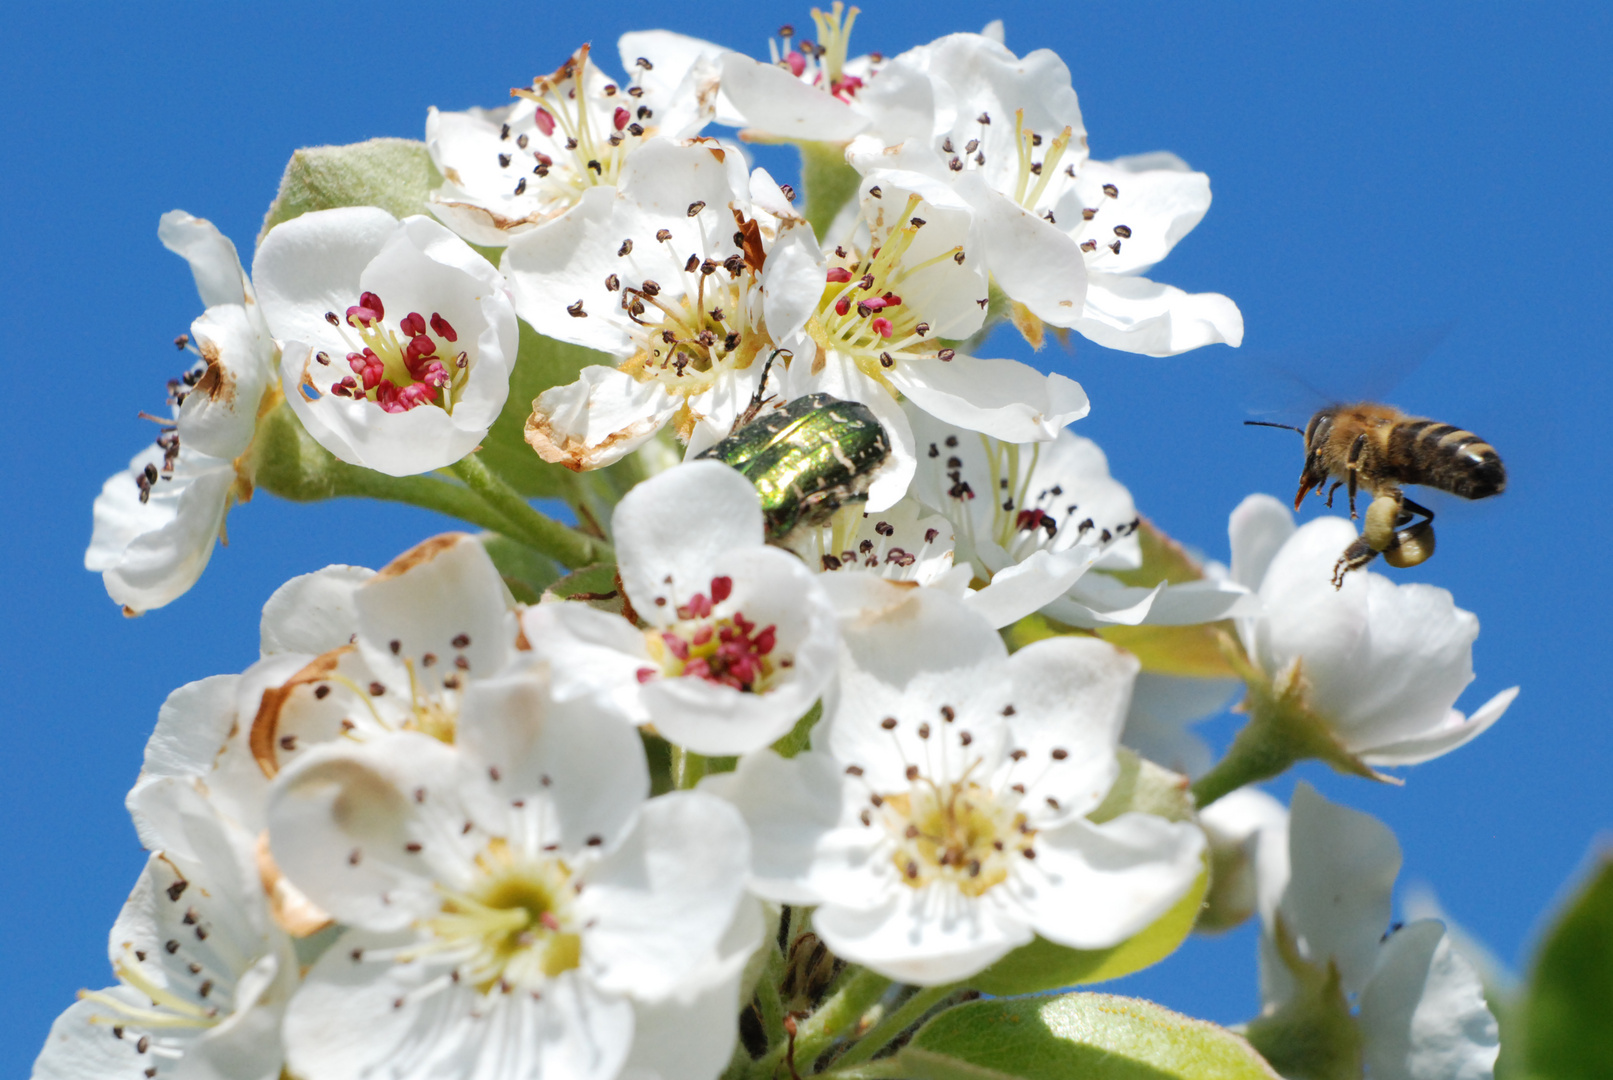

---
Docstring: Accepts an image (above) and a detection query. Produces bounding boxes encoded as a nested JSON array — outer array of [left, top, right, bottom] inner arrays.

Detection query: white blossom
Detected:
[[711, 585, 1203, 984], [847, 32, 1243, 355], [1229, 495, 1517, 765], [257, 208, 517, 476], [86, 212, 275, 613], [523, 462, 838, 755], [505, 139, 822, 468], [427, 45, 717, 248], [1255, 783, 1500, 1080], [267, 666, 756, 1080], [33, 783, 294, 1080]]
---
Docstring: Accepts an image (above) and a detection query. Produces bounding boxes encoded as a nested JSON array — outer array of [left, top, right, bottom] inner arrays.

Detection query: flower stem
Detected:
[[757, 945, 789, 1052], [799, 141, 862, 242], [833, 983, 959, 1068], [672, 746, 709, 790], [749, 967, 892, 1080], [1189, 711, 1304, 809], [318, 466, 528, 538], [451, 453, 612, 569]]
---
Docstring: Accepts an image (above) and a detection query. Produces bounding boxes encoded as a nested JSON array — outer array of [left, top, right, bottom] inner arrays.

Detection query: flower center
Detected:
[[505, 45, 652, 211], [425, 838, 581, 993], [928, 432, 1139, 563], [617, 254, 771, 405], [881, 780, 1034, 898], [318, 292, 468, 414], [637, 575, 782, 692], [774, 3, 872, 100], [808, 195, 960, 386]]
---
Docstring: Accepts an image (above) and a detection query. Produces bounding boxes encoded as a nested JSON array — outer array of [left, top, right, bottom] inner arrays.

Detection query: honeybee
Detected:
[[1248, 403, 1506, 587]]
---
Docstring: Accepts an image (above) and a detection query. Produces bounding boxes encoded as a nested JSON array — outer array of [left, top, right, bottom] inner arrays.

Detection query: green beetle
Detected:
[[698, 391, 891, 541]]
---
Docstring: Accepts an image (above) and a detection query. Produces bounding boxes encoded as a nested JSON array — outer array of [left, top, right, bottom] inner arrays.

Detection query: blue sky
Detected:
[[4, 1, 1610, 1070]]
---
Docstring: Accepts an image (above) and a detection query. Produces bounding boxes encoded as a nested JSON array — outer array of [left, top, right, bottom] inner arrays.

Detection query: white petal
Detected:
[[255, 206, 399, 336], [88, 446, 235, 614], [618, 31, 743, 127], [178, 303, 274, 460], [1057, 155, 1212, 276], [522, 601, 658, 724], [814, 884, 1031, 985], [583, 792, 749, 1001], [1281, 782, 1401, 995], [1121, 673, 1239, 778], [964, 545, 1103, 629], [719, 52, 870, 141], [893, 355, 1089, 442], [1361, 687, 1518, 767], [1040, 578, 1164, 628], [267, 734, 469, 931], [1229, 493, 1296, 592], [1020, 813, 1205, 949], [259, 565, 373, 656], [955, 175, 1088, 325], [1003, 636, 1136, 822], [33, 991, 196, 1080], [1073, 272, 1244, 355], [761, 226, 828, 347], [285, 929, 633, 1080], [355, 533, 517, 683], [614, 461, 764, 613], [528, 366, 681, 471], [455, 670, 649, 853], [159, 210, 254, 309], [1359, 920, 1499, 1080]]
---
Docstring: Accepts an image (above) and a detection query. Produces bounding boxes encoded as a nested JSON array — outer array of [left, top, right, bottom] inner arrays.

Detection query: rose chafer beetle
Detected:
[[698, 392, 891, 541]]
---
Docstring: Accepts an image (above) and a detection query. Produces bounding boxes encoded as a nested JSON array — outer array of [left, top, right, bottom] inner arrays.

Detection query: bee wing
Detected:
[[1234, 323, 1453, 424]]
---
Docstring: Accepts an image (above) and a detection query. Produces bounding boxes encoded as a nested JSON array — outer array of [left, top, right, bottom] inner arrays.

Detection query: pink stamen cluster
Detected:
[[328, 292, 465, 414], [635, 576, 780, 692], [826, 268, 903, 338], [1016, 509, 1058, 537]]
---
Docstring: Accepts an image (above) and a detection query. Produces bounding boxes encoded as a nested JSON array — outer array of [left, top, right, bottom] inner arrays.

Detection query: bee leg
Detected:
[[1346, 433, 1368, 518], [1332, 537, 1381, 588], [1382, 496, 1436, 569], [1325, 481, 1343, 508], [1333, 492, 1404, 589]]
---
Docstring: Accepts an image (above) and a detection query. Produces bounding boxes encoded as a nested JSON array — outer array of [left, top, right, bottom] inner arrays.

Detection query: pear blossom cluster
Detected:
[[59, 9, 1520, 1080]]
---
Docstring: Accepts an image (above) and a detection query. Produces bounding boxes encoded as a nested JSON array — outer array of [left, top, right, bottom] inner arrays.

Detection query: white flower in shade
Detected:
[[781, 168, 1089, 509], [33, 782, 294, 1080], [504, 138, 823, 469], [257, 208, 517, 476], [1250, 783, 1499, 1080], [1193, 786, 1286, 932], [1229, 495, 1517, 766], [1121, 673, 1241, 779], [86, 212, 276, 614], [522, 461, 838, 755], [247, 533, 522, 780], [908, 409, 1255, 629], [427, 44, 716, 248], [267, 672, 755, 1080], [711, 586, 1204, 985], [846, 31, 1242, 355]]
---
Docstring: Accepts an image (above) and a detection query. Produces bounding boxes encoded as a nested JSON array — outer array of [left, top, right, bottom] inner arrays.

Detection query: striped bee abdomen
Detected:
[[1388, 419, 1507, 499]]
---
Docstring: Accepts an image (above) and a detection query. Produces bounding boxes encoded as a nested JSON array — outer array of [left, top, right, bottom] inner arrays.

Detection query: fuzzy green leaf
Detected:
[[899, 993, 1278, 1080], [258, 138, 441, 243]]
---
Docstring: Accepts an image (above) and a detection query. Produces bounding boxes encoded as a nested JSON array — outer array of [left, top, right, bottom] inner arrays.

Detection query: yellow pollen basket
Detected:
[[883, 781, 1034, 898], [427, 838, 582, 992]]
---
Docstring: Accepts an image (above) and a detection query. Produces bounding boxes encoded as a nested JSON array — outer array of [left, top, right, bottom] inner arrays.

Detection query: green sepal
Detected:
[[798, 140, 861, 241], [970, 858, 1210, 996], [1243, 918, 1363, 1080], [1089, 747, 1196, 825], [1518, 852, 1613, 1079], [258, 138, 441, 244], [478, 320, 616, 499], [770, 700, 823, 759], [898, 992, 1279, 1080], [477, 533, 559, 604]]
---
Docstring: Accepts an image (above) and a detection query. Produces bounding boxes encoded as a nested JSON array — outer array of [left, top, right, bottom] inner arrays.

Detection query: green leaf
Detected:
[[970, 861, 1209, 996], [477, 533, 559, 604], [476, 320, 615, 499], [899, 992, 1278, 1080], [1519, 852, 1613, 1079], [542, 563, 623, 609], [258, 138, 442, 243]]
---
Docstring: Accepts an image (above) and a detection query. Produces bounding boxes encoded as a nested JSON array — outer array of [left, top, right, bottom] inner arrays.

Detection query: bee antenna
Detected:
[[1244, 420, 1306, 436]]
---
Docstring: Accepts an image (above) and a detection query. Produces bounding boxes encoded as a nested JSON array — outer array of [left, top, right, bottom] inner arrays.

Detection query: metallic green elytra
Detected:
[[698, 393, 891, 540]]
